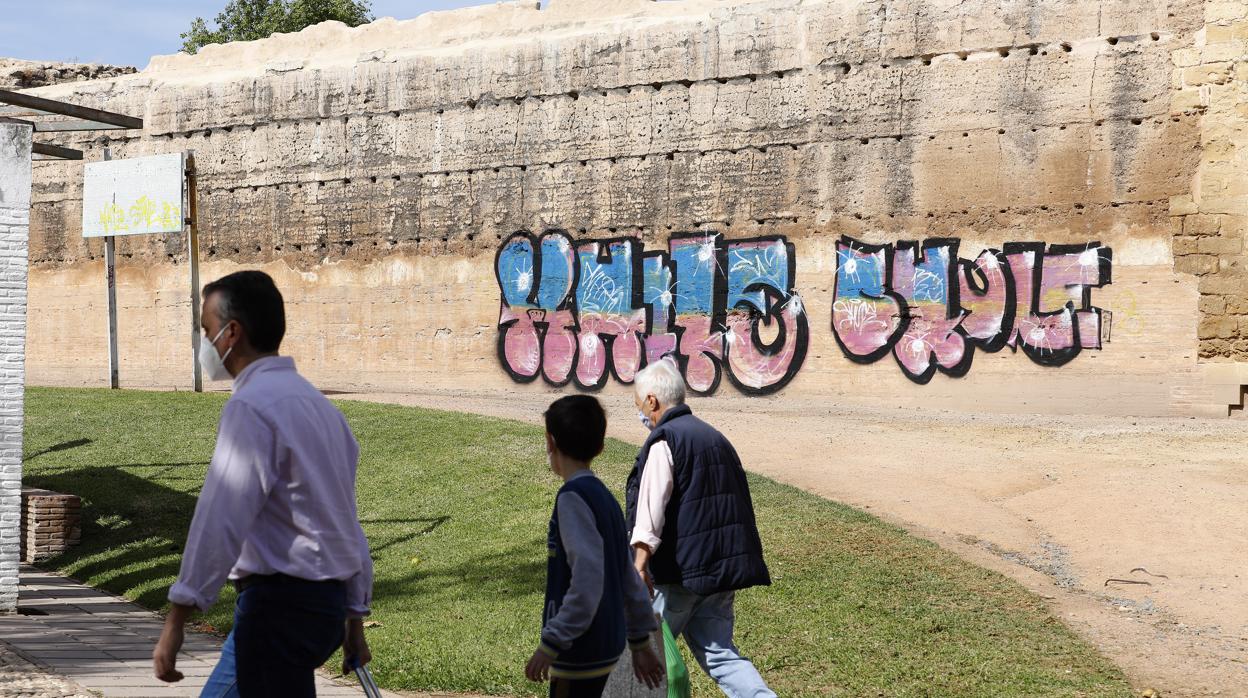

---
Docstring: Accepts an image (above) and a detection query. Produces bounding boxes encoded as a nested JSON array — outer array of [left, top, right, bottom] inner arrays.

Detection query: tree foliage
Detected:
[[180, 0, 373, 54]]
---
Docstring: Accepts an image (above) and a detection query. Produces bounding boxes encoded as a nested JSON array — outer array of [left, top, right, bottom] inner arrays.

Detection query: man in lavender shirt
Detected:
[[152, 271, 374, 697]]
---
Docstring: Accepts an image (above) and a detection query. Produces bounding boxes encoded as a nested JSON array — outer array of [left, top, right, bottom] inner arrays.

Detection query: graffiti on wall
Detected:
[[832, 236, 1113, 384], [494, 232, 1113, 393], [494, 231, 809, 395]]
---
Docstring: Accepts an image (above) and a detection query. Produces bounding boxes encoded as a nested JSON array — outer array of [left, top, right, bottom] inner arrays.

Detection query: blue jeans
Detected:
[[200, 575, 346, 698], [200, 630, 240, 698], [654, 585, 776, 698]]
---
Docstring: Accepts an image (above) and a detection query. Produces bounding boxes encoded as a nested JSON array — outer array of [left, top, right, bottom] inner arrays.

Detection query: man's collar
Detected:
[[657, 403, 693, 427], [231, 355, 294, 391]]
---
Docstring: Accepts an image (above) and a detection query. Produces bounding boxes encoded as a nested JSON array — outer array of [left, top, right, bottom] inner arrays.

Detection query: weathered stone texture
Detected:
[[0, 59, 136, 90], [12, 0, 1235, 415], [1167, 0, 1248, 361]]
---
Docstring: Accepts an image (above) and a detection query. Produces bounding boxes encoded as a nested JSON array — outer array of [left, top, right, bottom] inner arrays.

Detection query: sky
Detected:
[[0, 0, 510, 68]]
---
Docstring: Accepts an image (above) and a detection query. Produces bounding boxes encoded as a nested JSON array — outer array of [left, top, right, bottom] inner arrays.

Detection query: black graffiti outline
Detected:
[[494, 230, 810, 396], [1049, 241, 1113, 353], [494, 229, 582, 387], [830, 236, 909, 365], [831, 236, 1114, 377], [720, 235, 810, 396], [666, 231, 730, 396], [892, 238, 975, 385], [570, 236, 647, 391], [958, 247, 1017, 354], [1003, 241, 1114, 368], [640, 247, 675, 338]]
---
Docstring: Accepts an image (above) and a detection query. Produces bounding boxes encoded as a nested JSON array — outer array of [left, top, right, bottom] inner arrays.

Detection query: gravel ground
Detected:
[[0, 642, 92, 698], [336, 386, 1248, 697]]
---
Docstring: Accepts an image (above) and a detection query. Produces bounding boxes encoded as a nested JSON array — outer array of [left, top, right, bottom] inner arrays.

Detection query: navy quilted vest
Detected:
[[544, 475, 628, 674], [624, 405, 771, 596]]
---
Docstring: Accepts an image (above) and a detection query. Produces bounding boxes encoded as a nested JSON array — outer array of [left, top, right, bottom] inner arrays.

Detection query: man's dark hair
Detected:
[[544, 395, 607, 462], [202, 270, 286, 353]]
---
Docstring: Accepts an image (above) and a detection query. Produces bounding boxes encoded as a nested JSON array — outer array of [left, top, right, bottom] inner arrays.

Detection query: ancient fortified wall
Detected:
[[17, 0, 1248, 416], [0, 60, 135, 90]]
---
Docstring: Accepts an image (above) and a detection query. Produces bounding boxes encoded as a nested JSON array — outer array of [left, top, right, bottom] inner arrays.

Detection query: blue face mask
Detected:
[[638, 410, 655, 430]]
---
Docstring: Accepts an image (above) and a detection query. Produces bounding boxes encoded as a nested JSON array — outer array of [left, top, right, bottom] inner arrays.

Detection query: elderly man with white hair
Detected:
[[624, 357, 776, 698]]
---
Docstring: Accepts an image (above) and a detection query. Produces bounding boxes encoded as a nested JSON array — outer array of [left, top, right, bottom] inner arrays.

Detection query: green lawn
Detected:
[[21, 387, 1132, 697]]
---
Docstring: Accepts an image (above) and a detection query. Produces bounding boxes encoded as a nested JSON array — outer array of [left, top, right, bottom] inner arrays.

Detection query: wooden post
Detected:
[[102, 148, 119, 389], [186, 152, 202, 392]]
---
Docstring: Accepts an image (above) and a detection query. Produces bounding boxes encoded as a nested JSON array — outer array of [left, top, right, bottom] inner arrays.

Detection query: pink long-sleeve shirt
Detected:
[[168, 356, 373, 617]]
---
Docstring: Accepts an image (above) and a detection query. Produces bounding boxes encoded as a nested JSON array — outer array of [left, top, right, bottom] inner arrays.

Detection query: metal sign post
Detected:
[[102, 148, 119, 389], [186, 152, 202, 392]]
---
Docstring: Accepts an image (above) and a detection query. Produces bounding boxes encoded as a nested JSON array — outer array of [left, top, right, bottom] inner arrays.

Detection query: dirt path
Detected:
[[334, 387, 1247, 696]]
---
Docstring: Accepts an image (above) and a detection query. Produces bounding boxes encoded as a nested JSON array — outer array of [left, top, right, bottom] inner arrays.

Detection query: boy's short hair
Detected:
[[544, 395, 607, 462]]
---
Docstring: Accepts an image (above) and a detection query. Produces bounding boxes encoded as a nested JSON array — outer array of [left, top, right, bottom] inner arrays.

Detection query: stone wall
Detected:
[[0, 122, 31, 613], [0, 59, 136, 90], [1169, 2, 1248, 360], [17, 0, 1245, 416]]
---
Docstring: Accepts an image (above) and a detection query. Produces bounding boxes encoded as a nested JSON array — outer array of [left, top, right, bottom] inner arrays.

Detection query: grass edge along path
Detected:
[[21, 387, 1133, 697]]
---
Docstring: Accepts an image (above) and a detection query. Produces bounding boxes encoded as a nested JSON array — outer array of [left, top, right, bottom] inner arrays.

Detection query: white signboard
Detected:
[[82, 153, 185, 237]]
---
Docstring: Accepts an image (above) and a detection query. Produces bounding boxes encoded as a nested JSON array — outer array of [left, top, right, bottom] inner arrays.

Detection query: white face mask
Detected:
[[638, 409, 655, 431], [198, 325, 234, 382]]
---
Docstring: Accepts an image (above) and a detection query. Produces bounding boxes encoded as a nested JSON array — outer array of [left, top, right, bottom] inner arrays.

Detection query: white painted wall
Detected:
[[0, 122, 32, 613]]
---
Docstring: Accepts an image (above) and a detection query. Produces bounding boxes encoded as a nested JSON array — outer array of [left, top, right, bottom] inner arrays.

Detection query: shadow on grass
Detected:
[[26, 467, 491, 610], [23, 438, 93, 462], [361, 516, 451, 555], [33, 461, 210, 472], [373, 538, 547, 601], [64, 538, 184, 582], [26, 466, 200, 605]]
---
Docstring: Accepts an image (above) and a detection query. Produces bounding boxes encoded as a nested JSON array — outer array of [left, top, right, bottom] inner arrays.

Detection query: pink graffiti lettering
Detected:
[[495, 231, 809, 395], [832, 236, 1112, 383]]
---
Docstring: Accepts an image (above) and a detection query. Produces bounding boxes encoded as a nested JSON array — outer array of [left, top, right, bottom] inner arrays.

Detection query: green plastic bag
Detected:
[[661, 620, 691, 698]]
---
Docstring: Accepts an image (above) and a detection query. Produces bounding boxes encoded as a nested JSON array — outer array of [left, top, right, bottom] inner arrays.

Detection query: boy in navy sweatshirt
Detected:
[[525, 395, 664, 698]]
